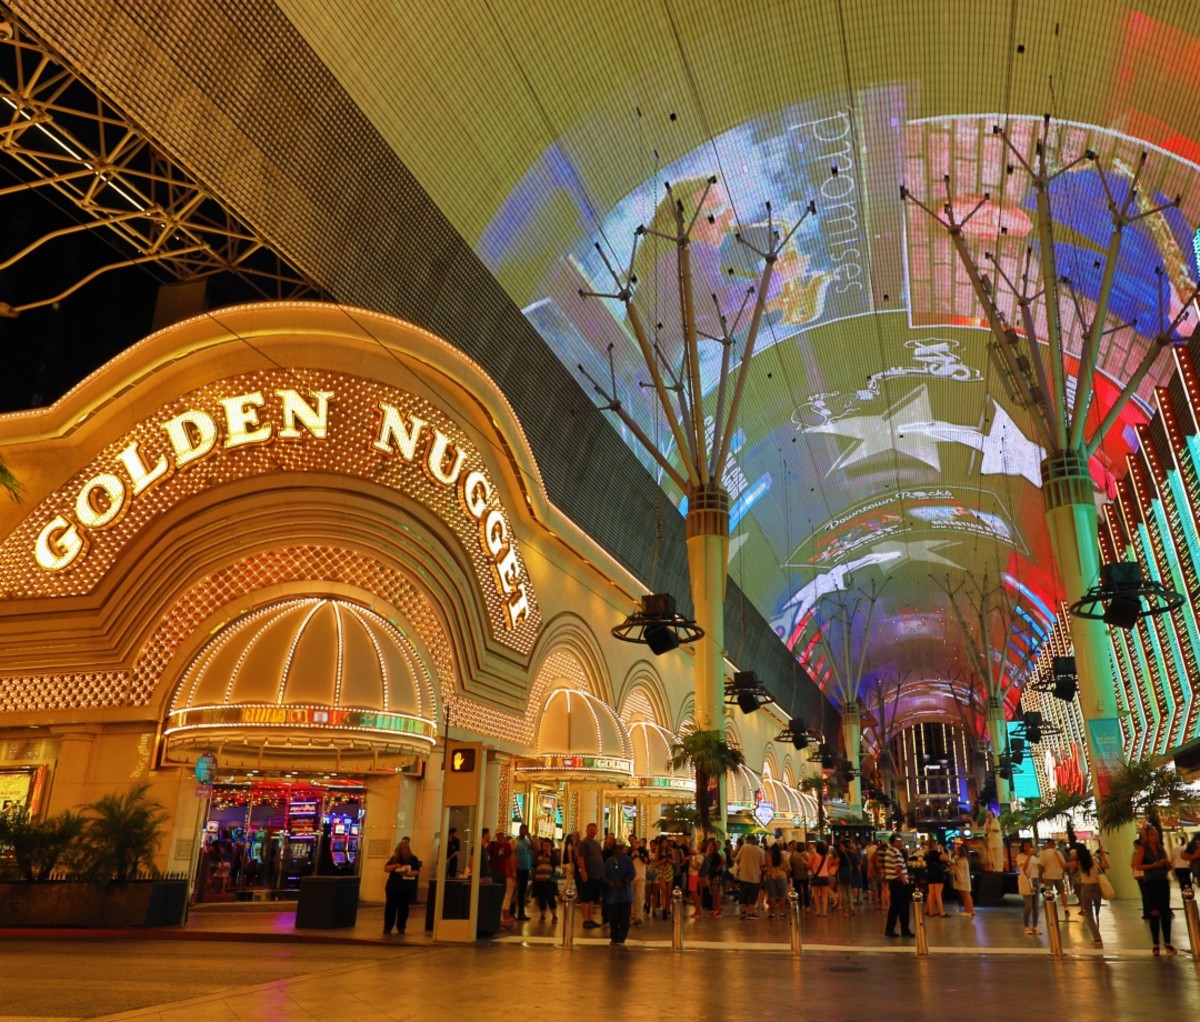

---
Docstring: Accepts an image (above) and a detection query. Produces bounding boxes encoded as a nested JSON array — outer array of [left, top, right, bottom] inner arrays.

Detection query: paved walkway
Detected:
[[8, 888, 1185, 959]]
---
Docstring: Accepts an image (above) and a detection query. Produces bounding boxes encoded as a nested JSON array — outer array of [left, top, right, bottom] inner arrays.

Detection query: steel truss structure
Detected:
[[0, 8, 317, 317]]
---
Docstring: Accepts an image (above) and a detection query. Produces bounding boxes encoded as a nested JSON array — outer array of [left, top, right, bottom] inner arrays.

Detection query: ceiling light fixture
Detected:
[[724, 670, 774, 714], [611, 593, 704, 654], [1069, 562, 1182, 630]]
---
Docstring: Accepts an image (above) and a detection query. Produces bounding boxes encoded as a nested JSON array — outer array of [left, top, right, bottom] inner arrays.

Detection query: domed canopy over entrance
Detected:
[[761, 777, 818, 829], [515, 688, 632, 783], [625, 721, 693, 799], [165, 597, 438, 770]]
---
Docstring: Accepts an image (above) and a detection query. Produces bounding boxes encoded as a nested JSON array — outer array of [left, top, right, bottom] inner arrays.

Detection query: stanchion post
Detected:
[[671, 887, 684, 951], [787, 888, 803, 956], [912, 888, 929, 955], [561, 885, 577, 950], [1043, 886, 1063, 957], [1183, 886, 1200, 961]]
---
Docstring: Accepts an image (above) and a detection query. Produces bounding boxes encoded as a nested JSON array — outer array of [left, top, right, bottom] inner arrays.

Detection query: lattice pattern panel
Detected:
[[0, 670, 130, 712]]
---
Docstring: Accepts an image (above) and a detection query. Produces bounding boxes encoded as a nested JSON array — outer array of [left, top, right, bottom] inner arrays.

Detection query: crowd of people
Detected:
[[423, 820, 1200, 951], [462, 824, 978, 939]]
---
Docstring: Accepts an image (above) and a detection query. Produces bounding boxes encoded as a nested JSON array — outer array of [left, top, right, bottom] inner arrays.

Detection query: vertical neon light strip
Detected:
[[1146, 504, 1190, 745]]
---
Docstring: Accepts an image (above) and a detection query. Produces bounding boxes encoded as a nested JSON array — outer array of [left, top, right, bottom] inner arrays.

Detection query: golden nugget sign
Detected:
[[33, 386, 533, 629]]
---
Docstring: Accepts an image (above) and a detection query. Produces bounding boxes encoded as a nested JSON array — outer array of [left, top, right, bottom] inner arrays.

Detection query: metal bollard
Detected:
[[1183, 886, 1200, 961], [912, 888, 929, 955], [787, 888, 803, 956], [561, 885, 577, 949], [671, 887, 684, 951], [1043, 887, 1063, 957]]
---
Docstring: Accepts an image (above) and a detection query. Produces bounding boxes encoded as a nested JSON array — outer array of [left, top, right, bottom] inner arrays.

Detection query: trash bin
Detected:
[[295, 875, 360, 928], [424, 879, 505, 937], [975, 870, 1009, 907]]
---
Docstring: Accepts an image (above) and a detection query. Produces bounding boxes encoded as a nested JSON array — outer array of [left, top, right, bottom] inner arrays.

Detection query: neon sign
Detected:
[[31, 384, 534, 630]]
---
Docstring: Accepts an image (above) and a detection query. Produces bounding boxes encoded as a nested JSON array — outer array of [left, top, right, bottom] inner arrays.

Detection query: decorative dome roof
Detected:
[[164, 597, 438, 769], [515, 688, 632, 782], [761, 777, 818, 826], [725, 764, 765, 809], [627, 721, 693, 796]]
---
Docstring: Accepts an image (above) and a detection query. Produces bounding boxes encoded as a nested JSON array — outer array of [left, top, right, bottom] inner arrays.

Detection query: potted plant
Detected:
[[0, 783, 185, 927], [74, 782, 170, 883], [0, 807, 83, 880]]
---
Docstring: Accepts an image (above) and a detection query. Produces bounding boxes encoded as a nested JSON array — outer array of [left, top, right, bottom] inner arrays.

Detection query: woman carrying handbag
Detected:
[[1016, 839, 1040, 935], [1075, 845, 1108, 946]]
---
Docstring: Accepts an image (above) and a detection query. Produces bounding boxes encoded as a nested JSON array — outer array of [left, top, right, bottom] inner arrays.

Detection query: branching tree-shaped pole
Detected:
[[579, 178, 815, 832], [940, 670, 992, 807], [933, 570, 1022, 807], [904, 119, 1200, 898], [860, 670, 911, 812], [798, 579, 887, 815]]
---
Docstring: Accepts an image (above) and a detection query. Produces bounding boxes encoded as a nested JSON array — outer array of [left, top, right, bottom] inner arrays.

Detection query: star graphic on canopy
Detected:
[[898, 398, 1044, 486], [868, 536, 964, 570], [804, 385, 941, 476]]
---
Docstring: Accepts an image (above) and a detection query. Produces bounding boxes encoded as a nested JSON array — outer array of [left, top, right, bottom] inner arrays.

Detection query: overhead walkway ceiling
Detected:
[[7, 0, 1200, 734]]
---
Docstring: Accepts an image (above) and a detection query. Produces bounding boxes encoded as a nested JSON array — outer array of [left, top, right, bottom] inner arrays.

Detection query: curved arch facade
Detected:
[[0, 302, 829, 900]]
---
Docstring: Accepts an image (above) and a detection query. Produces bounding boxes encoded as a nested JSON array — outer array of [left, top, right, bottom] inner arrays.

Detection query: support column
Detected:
[[361, 773, 404, 903], [841, 701, 863, 815], [985, 697, 1013, 808], [483, 752, 501, 835], [686, 484, 729, 836], [1041, 450, 1136, 898]]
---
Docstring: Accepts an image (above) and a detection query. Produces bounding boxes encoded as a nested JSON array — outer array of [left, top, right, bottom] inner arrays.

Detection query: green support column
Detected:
[[686, 484, 729, 835], [985, 697, 1012, 808], [1041, 451, 1137, 898], [842, 702, 862, 816]]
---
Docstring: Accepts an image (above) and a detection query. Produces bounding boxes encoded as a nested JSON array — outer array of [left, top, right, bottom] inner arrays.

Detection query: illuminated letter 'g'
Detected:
[[34, 514, 83, 571], [462, 470, 490, 518], [75, 472, 127, 529]]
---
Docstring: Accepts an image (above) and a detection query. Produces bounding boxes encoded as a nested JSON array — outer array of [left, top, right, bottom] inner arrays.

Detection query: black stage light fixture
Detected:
[[1103, 594, 1142, 630], [1070, 560, 1183, 629], [1023, 710, 1043, 744], [997, 754, 1012, 781], [1053, 674, 1079, 700], [775, 717, 814, 750], [611, 593, 704, 654], [1050, 655, 1078, 700], [644, 621, 681, 655], [1010, 737, 1025, 765], [726, 671, 774, 714]]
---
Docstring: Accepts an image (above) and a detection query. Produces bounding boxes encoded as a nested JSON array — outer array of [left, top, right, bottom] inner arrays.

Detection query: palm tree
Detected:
[[999, 787, 1092, 840], [668, 729, 745, 838], [78, 782, 170, 883], [0, 808, 83, 880], [0, 461, 20, 501], [1097, 758, 1200, 832]]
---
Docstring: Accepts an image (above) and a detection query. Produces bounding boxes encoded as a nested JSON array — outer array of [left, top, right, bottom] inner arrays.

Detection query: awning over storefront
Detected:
[[725, 763, 764, 811], [164, 596, 438, 769], [622, 721, 693, 800], [514, 688, 633, 784], [761, 777, 818, 827]]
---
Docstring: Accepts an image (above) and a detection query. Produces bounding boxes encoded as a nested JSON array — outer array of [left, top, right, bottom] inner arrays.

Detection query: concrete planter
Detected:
[[0, 878, 189, 927]]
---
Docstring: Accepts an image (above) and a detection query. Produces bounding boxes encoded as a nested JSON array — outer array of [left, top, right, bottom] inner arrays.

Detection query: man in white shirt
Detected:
[[734, 834, 766, 919], [1037, 839, 1069, 914]]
